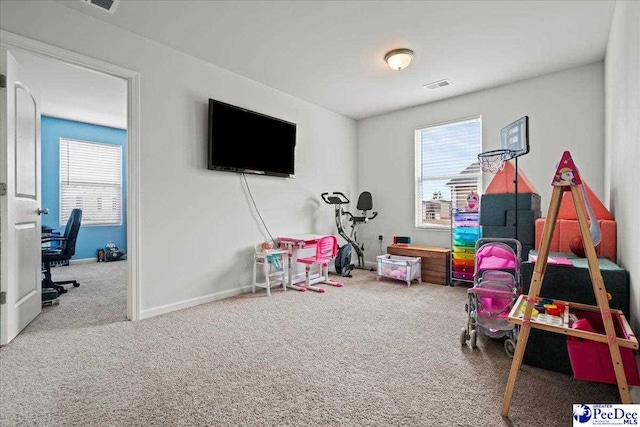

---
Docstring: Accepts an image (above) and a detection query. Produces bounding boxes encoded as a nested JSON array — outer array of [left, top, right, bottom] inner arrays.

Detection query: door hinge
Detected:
[[0, 183, 6, 196], [0, 74, 6, 89], [0, 292, 6, 305]]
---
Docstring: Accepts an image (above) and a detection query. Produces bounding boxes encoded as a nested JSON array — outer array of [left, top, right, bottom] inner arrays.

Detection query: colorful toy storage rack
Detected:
[[376, 254, 422, 287], [451, 210, 480, 283]]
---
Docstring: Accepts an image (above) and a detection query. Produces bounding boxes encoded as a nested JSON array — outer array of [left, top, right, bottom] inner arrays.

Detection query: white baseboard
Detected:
[[69, 258, 129, 265], [140, 265, 378, 321], [69, 258, 99, 265], [140, 285, 254, 320], [364, 260, 377, 270], [328, 262, 377, 273]]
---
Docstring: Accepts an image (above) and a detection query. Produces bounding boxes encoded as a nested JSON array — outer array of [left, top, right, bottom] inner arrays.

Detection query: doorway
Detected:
[[18, 49, 128, 330], [1, 30, 140, 342]]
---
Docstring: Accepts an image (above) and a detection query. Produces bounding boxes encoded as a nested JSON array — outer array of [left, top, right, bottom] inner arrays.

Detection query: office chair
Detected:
[[42, 208, 82, 296]]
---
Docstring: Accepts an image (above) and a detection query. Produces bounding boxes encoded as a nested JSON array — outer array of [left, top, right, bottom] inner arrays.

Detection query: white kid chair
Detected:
[[253, 243, 288, 296]]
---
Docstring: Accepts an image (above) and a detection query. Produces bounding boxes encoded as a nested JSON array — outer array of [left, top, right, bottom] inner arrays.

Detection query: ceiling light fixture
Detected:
[[384, 48, 415, 71]]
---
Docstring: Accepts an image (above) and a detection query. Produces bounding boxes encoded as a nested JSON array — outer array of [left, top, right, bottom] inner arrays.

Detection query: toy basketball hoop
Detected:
[[477, 149, 516, 174], [478, 116, 530, 174], [478, 116, 531, 242]]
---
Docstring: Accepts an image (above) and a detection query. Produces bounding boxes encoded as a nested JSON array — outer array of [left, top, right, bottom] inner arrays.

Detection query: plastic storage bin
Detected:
[[453, 227, 480, 239], [452, 252, 475, 262], [453, 245, 476, 254], [453, 212, 479, 222], [452, 271, 474, 281], [376, 254, 421, 287], [567, 310, 640, 386], [452, 257, 474, 268]]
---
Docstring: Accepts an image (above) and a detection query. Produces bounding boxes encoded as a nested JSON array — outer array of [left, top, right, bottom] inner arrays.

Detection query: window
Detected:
[[60, 138, 122, 226], [415, 117, 482, 228]]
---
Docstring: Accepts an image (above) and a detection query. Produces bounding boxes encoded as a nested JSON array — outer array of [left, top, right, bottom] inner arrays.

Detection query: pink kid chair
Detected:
[[296, 235, 343, 292]]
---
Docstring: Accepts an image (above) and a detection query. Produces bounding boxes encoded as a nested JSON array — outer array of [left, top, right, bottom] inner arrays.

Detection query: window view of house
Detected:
[[415, 117, 482, 228]]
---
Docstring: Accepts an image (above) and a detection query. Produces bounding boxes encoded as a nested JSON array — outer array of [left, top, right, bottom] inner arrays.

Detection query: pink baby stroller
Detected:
[[460, 238, 521, 357]]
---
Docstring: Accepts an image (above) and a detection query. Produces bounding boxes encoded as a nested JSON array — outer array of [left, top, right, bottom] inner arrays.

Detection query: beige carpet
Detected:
[[0, 264, 620, 426], [29, 260, 127, 333]]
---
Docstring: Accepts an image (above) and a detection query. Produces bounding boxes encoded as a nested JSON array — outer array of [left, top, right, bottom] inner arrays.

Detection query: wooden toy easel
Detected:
[[501, 151, 638, 416]]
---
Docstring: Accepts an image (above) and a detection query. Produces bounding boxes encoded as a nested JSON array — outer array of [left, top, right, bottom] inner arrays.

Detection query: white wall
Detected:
[[357, 63, 605, 260], [605, 0, 639, 334], [0, 1, 358, 316]]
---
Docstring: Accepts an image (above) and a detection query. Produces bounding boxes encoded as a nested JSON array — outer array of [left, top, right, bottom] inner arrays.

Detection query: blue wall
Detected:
[[41, 116, 127, 260]]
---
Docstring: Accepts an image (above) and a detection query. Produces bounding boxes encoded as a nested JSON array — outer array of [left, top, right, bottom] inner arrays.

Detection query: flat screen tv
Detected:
[[208, 98, 296, 178]]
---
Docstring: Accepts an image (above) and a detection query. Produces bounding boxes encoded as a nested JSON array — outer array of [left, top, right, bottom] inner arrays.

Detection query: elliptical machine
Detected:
[[321, 191, 378, 277]]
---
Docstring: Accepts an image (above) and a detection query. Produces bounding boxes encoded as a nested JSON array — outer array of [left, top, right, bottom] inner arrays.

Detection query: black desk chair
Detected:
[[42, 209, 82, 296]]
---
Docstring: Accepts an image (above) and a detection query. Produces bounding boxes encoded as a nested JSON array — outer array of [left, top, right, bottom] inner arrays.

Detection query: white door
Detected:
[[0, 48, 42, 345]]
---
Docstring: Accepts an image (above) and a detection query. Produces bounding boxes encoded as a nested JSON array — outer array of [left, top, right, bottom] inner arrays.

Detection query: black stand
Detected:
[[514, 156, 519, 241]]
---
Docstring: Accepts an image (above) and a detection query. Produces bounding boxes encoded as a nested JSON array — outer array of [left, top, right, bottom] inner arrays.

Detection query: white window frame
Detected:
[[59, 138, 123, 227], [414, 116, 482, 229]]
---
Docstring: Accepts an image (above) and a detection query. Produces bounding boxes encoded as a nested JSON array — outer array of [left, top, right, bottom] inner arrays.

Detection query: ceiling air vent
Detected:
[[81, 0, 119, 13], [423, 79, 452, 91]]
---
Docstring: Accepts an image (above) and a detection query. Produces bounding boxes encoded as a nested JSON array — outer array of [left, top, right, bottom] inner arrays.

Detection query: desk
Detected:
[[41, 227, 61, 250], [277, 234, 336, 292]]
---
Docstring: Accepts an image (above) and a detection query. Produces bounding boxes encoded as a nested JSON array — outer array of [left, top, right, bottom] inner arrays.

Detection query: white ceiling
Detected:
[[11, 48, 128, 129], [48, 0, 615, 121]]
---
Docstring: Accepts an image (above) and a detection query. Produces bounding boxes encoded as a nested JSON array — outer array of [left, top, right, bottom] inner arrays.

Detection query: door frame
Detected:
[[0, 30, 141, 321]]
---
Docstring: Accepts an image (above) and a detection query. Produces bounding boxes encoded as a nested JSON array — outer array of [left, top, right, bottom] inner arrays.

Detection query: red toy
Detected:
[[569, 235, 585, 258]]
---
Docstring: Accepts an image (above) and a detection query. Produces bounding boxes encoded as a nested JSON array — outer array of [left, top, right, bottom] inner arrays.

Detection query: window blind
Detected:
[[60, 138, 122, 226], [415, 117, 482, 228]]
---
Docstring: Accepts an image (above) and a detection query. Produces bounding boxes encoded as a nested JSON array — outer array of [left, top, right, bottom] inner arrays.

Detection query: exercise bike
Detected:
[[321, 191, 378, 277]]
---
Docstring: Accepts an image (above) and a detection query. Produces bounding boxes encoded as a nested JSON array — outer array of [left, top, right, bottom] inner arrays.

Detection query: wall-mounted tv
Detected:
[[208, 98, 296, 178]]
